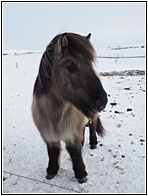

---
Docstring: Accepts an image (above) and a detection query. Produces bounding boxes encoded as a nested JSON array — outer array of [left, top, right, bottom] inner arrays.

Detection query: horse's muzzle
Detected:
[[96, 97, 108, 112]]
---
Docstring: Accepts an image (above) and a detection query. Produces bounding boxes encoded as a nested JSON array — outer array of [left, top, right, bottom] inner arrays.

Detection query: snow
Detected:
[[3, 46, 146, 193]]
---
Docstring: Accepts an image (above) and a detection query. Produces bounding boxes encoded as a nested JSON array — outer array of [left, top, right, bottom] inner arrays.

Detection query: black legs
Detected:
[[89, 122, 98, 149], [46, 140, 87, 183], [66, 143, 88, 183], [45, 116, 104, 183], [89, 115, 105, 149], [46, 142, 61, 180]]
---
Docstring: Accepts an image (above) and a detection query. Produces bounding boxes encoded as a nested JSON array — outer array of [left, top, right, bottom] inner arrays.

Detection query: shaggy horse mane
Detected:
[[33, 33, 96, 96]]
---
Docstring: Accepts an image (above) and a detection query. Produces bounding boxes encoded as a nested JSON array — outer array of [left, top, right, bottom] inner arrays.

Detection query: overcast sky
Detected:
[[3, 2, 146, 51]]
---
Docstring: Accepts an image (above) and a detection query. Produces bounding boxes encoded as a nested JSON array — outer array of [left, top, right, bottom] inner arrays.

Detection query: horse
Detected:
[[32, 32, 108, 183]]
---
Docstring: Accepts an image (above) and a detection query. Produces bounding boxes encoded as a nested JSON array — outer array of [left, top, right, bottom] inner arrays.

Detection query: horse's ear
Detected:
[[55, 34, 69, 55], [61, 34, 69, 48], [86, 33, 91, 40]]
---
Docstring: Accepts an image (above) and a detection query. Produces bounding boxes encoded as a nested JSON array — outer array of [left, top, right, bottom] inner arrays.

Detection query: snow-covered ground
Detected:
[[3, 46, 146, 193]]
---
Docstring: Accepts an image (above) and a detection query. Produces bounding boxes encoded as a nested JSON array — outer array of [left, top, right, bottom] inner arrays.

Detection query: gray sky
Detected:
[[3, 2, 145, 51]]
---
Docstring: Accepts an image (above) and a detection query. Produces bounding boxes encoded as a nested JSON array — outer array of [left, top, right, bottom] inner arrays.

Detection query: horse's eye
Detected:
[[66, 63, 78, 73]]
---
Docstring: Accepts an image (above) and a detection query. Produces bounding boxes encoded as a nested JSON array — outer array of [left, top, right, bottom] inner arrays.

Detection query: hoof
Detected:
[[90, 145, 97, 149], [78, 176, 87, 183], [46, 173, 56, 180]]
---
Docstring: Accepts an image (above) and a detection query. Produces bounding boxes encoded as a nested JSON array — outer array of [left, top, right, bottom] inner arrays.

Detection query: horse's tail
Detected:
[[96, 116, 106, 137]]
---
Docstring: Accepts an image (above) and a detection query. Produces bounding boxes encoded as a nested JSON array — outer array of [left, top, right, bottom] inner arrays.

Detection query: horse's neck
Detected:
[[49, 90, 70, 114]]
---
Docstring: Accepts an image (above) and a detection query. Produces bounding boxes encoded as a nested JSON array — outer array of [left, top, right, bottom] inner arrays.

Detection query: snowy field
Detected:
[[3, 46, 146, 193]]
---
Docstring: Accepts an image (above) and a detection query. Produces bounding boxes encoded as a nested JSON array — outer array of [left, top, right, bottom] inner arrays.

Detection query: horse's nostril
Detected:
[[96, 98, 107, 111], [96, 99, 101, 106]]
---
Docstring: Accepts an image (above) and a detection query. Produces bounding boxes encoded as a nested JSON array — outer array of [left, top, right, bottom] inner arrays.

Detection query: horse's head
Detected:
[[37, 33, 108, 118]]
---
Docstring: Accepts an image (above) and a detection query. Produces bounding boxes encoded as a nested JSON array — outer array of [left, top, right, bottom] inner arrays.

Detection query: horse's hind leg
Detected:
[[89, 115, 105, 149], [46, 141, 61, 180], [66, 141, 88, 183], [89, 115, 98, 149]]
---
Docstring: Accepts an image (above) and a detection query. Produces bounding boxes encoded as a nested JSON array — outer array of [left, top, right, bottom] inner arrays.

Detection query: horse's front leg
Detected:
[[66, 140, 88, 183], [46, 141, 61, 180]]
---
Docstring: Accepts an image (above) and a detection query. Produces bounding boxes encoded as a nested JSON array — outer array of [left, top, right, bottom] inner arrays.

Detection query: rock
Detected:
[[3, 177, 7, 181], [110, 102, 117, 106], [117, 124, 122, 128], [115, 110, 120, 114], [100, 70, 145, 76], [140, 139, 145, 142], [127, 108, 132, 112], [124, 87, 131, 90]]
